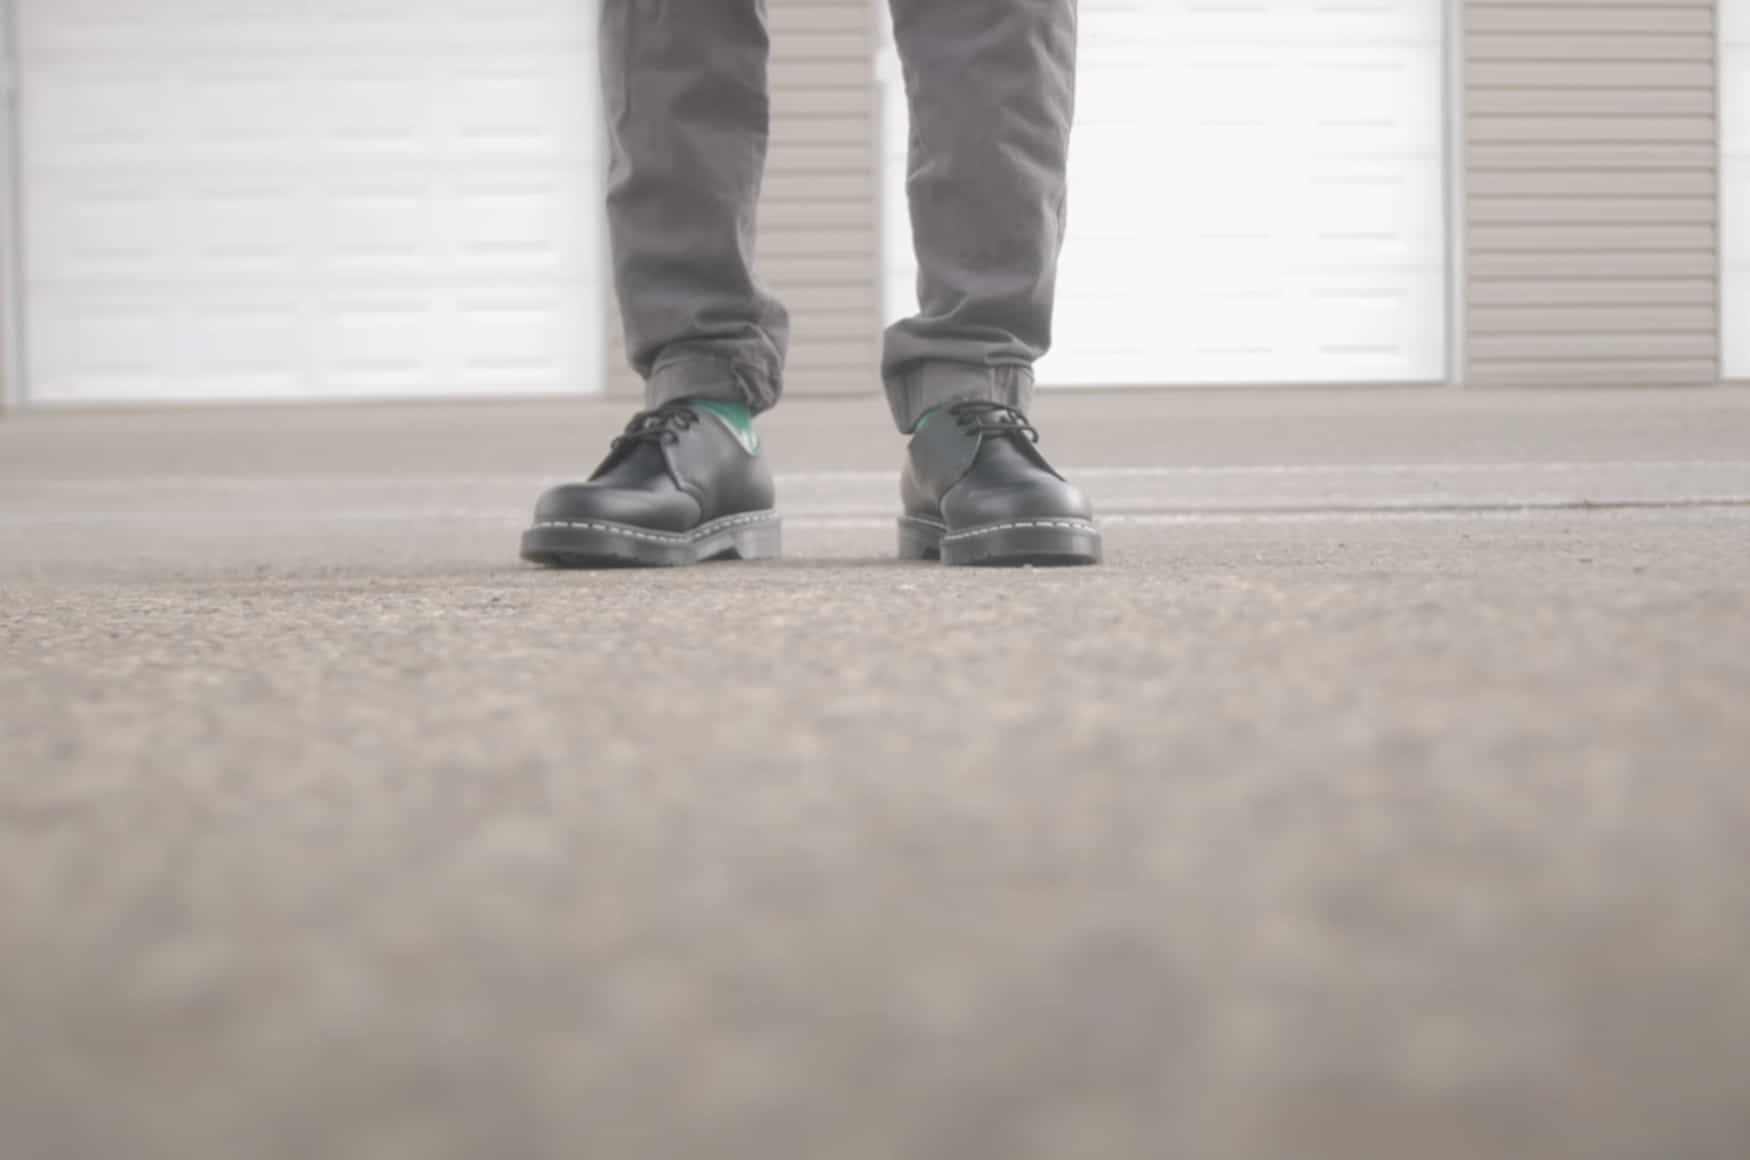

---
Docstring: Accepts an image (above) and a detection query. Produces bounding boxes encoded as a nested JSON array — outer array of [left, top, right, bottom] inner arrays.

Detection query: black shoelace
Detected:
[[949, 400, 1039, 443], [610, 402, 700, 451]]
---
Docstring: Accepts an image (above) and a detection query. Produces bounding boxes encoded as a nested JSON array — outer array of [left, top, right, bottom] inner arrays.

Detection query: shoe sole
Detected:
[[897, 515, 1103, 567], [522, 510, 782, 569]]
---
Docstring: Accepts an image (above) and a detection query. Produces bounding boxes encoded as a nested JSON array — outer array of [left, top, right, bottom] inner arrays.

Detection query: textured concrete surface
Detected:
[[2, 389, 1749, 1160]]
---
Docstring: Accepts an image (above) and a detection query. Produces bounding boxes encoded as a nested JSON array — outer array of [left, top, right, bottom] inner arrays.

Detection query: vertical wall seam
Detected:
[[1720, 0, 1743, 379], [1448, 0, 1468, 386], [0, 0, 28, 412]]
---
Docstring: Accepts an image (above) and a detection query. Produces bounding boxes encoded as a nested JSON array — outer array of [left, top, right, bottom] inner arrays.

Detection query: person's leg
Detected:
[[884, 0, 1098, 566], [601, 0, 789, 414], [521, 0, 785, 569], [882, 0, 1077, 433]]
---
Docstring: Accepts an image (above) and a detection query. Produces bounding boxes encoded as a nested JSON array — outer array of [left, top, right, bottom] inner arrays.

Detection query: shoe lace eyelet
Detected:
[[605, 401, 708, 455]]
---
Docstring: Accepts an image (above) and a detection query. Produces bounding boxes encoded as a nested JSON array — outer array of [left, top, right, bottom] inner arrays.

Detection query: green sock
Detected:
[[913, 403, 951, 434], [691, 400, 758, 450]]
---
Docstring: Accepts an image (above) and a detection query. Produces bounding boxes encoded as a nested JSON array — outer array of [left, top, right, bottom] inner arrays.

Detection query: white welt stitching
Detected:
[[941, 520, 1100, 544], [533, 511, 778, 544]]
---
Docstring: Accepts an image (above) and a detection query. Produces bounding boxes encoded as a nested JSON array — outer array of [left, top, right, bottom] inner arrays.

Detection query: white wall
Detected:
[[1726, 0, 1750, 379]]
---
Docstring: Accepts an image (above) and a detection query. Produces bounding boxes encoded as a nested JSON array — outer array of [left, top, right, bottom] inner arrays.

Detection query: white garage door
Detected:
[[1726, 1, 1750, 380], [881, 1, 1450, 387], [15, 0, 600, 403]]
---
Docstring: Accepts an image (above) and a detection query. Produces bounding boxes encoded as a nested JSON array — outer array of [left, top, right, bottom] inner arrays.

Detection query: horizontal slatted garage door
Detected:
[[1727, 0, 1750, 380], [1465, 0, 1721, 389], [15, 0, 601, 403], [881, 0, 1449, 387]]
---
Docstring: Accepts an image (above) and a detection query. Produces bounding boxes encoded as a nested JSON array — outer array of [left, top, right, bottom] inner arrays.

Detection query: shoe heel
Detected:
[[897, 518, 943, 561], [728, 518, 782, 561]]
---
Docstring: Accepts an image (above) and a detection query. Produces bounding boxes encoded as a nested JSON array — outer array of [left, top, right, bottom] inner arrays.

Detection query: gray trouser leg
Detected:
[[883, 0, 1078, 432], [600, 0, 789, 414]]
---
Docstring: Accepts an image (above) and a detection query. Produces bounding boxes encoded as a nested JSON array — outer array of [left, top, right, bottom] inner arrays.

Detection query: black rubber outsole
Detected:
[[521, 511, 782, 569], [897, 516, 1103, 567]]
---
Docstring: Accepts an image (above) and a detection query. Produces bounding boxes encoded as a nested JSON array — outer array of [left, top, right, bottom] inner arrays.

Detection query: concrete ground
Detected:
[[2, 387, 1748, 1160]]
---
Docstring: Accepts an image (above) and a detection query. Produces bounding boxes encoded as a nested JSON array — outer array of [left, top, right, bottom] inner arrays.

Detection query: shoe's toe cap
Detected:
[[532, 481, 701, 533], [944, 476, 1096, 530]]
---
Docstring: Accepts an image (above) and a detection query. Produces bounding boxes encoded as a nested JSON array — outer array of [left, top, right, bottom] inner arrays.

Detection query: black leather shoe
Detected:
[[898, 401, 1102, 567], [521, 401, 780, 568]]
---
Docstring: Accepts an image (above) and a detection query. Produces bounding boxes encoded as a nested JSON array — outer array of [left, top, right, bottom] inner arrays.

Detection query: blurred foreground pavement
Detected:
[[2, 387, 1749, 1160]]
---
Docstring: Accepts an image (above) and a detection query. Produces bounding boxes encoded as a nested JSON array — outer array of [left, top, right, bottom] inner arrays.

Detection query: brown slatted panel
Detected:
[[1463, 1, 1722, 387]]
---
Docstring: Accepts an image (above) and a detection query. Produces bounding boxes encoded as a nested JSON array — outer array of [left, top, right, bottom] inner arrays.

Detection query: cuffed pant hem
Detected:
[[884, 362, 1036, 434], [646, 355, 780, 415]]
